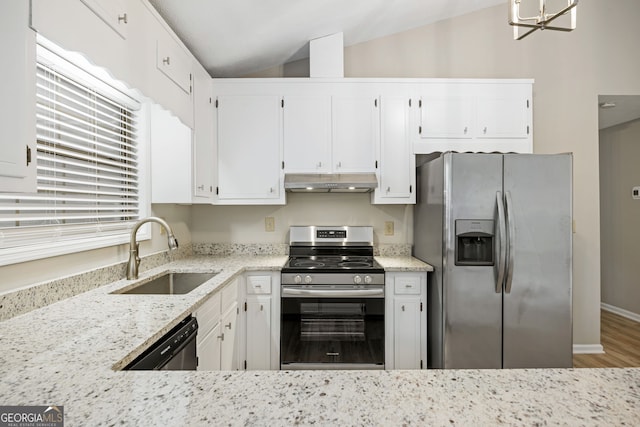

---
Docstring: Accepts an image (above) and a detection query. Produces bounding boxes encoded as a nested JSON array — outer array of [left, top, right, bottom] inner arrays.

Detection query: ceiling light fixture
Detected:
[[509, 0, 578, 40]]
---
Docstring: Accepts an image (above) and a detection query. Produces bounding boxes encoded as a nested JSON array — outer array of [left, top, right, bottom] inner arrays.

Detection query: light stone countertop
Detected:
[[1, 254, 638, 426]]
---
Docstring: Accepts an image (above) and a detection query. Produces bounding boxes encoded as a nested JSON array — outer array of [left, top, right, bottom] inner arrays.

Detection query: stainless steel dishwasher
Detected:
[[125, 316, 198, 370]]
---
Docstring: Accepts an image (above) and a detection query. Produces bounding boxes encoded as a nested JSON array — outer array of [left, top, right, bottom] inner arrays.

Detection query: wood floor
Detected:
[[573, 309, 640, 368]]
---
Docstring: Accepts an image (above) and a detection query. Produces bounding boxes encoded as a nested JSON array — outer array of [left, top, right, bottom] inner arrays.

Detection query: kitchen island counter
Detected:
[[0, 255, 638, 425]]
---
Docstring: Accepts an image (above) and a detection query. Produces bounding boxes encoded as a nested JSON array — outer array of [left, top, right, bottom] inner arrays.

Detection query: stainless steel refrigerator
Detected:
[[414, 152, 572, 369]]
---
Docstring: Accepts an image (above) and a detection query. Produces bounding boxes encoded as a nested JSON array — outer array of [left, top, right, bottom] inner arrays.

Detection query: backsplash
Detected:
[[0, 245, 192, 322]]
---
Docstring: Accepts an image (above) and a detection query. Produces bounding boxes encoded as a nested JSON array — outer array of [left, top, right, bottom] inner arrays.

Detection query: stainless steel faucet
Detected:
[[126, 217, 179, 280]]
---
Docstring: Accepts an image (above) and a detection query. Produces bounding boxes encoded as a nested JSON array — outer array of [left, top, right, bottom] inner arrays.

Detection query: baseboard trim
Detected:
[[573, 344, 604, 354], [601, 303, 640, 323]]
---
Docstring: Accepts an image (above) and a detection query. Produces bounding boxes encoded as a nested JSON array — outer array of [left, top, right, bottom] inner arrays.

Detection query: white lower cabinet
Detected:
[[385, 272, 427, 369], [195, 277, 240, 371], [242, 273, 280, 370]]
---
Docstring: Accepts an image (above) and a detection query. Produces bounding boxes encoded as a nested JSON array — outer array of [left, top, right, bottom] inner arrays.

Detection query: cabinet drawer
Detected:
[[394, 276, 421, 295], [196, 292, 221, 336], [246, 275, 272, 294], [221, 277, 239, 311]]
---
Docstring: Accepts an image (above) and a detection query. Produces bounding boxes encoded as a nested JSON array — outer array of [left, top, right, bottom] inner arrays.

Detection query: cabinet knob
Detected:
[[402, 305, 406, 311], [483, 126, 487, 134], [225, 322, 232, 329], [118, 13, 128, 24], [386, 186, 390, 193], [317, 161, 322, 168], [217, 333, 224, 341], [163, 56, 171, 66], [269, 187, 274, 193], [336, 161, 342, 168], [260, 304, 264, 311], [464, 126, 468, 134]]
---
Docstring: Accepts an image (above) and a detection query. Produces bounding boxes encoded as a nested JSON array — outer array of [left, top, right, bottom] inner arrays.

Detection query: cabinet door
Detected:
[[393, 298, 422, 369], [217, 96, 283, 203], [192, 62, 215, 201], [373, 96, 415, 204], [80, 0, 129, 39], [476, 85, 531, 139], [197, 322, 221, 371], [332, 96, 378, 173], [245, 296, 272, 370], [419, 95, 473, 139], [220, 302, 238, 370], [283, 96, 331, 173], [150, 104, 193, 203], [0, 0, 36, 193]]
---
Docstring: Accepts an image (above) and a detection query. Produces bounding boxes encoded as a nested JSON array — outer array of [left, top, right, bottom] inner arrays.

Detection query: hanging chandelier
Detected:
[[509, 0, 579, 40]]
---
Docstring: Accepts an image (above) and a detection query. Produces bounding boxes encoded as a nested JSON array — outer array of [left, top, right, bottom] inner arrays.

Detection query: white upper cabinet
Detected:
[[79, 0, 130, 39], [216, 96, 284, 204], [192, 62, 215, 202], [0, 0, 37, 193], [282, 96, 332, 173], [414, 81, 532, 154], [372, 96, 415, 204], [282, 94, 378, 174], [331, 96, 379, 173]]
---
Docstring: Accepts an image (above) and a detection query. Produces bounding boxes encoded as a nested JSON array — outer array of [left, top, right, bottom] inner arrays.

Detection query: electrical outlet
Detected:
[[265, 217, 275, 232], [384, 221, 394, 236]]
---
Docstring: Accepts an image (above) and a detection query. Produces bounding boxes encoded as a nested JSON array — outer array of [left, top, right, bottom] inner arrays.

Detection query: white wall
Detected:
[[191, 192, 411, 245], [599, 119, 640, 315]]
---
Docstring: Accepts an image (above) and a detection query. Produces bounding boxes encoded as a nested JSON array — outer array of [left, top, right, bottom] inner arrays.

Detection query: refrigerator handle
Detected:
[[504, 191, 516, 294], [495, 192, 507, 293]]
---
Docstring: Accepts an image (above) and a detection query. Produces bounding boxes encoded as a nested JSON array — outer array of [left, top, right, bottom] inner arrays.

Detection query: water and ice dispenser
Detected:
[[455, 220, 494, 266]]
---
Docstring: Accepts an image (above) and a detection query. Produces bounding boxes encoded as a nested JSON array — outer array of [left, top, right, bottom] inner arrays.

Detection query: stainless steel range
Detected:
[[280, 226, 385, 370]]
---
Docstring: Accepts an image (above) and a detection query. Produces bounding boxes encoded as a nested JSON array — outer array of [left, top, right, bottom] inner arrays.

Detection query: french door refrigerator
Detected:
[[414, 152, 572, 369]]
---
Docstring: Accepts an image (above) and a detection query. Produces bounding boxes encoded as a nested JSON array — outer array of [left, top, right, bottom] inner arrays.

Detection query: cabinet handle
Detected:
[[317, 161, 322, 168], [464, 126, 468, 134], [197, 185, 205, 190], [336, 161, 342, 168], [402, 305, 406, 311], [483, 126, 487, 134], [269, 187, 274, 193], [260, 304, 264, 311], [225, 322, 232, 329], [386, 186, 390, 193], [118, 13, 128, 24], [217, 333, 224, 341], [163, 56, 171, 66]]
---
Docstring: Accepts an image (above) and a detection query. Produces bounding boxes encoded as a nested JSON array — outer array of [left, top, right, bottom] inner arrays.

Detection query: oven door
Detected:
[[280, 285, 384, 369]]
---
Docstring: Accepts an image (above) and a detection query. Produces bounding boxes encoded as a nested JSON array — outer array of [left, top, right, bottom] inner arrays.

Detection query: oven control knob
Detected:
[[304, 275, 313, 284], [353, 275, 362, 284], [364, 275, 373, 284], [294, 275, 302, 284]]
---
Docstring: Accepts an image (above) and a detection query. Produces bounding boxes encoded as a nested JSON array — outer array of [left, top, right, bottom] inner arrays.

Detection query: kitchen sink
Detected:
[[114, 272, 217, 295]]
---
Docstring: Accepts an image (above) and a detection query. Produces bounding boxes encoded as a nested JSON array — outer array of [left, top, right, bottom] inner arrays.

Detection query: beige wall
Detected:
[[599, 119, 640, 314], [191, 192, 412, 246]]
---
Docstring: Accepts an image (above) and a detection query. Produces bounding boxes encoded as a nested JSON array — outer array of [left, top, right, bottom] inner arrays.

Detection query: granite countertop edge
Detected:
[[1, 254, 638, 426]]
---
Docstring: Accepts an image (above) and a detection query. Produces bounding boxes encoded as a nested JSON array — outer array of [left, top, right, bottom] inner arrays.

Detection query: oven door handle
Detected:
[[281, 286, 384, 298]]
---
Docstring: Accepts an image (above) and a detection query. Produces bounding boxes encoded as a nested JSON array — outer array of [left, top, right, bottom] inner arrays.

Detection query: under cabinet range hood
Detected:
[[284, 173, 378, 193]]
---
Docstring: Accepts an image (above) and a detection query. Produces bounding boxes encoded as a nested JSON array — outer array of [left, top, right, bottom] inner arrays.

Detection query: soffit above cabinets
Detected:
[[147, 0, 504, 77]]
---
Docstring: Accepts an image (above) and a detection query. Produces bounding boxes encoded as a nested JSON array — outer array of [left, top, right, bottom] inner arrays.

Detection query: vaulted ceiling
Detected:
[[148, 0, 505, 77]]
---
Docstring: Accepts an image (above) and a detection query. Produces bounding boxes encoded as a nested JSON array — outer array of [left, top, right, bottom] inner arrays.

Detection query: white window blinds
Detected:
[[0, 44, 142, 258]]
